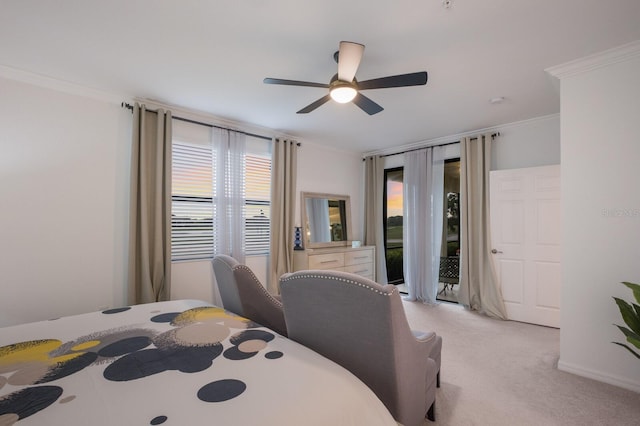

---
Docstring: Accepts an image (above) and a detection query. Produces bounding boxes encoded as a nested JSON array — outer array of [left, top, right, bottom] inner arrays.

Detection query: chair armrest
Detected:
[[411, 329, 442, 377], [411, 329, 436, 343]]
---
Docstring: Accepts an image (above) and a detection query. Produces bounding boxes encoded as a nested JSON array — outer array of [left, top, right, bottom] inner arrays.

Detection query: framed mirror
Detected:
[[301, 192, 352, 249]]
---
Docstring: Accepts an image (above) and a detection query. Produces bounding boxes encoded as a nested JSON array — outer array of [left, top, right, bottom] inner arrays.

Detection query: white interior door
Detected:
[[490, 165, 561, 328]]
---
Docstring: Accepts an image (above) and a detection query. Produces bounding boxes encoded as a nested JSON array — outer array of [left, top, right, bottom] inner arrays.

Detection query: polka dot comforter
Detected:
[[0, 300, 395, 426]]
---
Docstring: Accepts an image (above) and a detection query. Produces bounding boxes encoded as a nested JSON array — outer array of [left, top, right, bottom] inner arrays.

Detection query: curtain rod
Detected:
[[121, 102, 299, 144], [363, 132, 500, 160]]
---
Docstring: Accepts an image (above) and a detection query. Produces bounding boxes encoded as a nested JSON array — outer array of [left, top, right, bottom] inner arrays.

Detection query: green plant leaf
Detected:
[[612, 342, 640, 359], [633, 303, 640, 319], [621, 281, 640, 304], [614, 325, 640, 350], [613, 297, 640, 335], [627, 333, 640, 350]]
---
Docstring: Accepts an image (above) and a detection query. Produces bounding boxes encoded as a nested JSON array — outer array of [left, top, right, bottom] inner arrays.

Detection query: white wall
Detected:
[[296, 141, 365, 241], [553, 45, 640, 392], [371, 113, 560, 172], [0, 76, 130, 327], [171, 256, 267, 307], [492, 114, 560, 171]]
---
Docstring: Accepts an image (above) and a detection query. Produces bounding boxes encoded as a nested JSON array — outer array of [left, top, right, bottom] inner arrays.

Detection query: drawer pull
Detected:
[[354, 269, 368, 274], [354, 256, 368, 260], [320, 260, 339, 264]]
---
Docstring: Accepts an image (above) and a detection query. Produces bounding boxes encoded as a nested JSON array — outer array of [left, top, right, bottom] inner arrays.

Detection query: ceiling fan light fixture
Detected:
[[330, 83, 357, 103]]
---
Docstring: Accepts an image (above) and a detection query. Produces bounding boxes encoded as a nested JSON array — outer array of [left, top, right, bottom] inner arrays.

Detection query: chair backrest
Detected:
[[280, 270, 432, 426], [212, 255, 288, 337], [211, 255, 244, 316]]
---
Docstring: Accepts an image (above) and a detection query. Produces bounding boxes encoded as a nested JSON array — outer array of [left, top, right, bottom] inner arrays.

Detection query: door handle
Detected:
[[491, 249, 503, 254]]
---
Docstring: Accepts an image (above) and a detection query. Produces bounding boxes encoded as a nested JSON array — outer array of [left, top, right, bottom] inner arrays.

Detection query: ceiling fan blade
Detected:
[[297, 94, 332, 114], [352, 93, 384, 115], [357, 71, 428, 90], [264, 78, 329, 89], [337, 41, 365, 82]]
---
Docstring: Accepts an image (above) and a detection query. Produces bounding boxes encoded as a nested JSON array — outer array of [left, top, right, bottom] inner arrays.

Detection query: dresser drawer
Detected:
[[344, 263, 374, 277], [308, 252, 345, 270], [345, 249, 373, 266], [292, 246, 375, 282]]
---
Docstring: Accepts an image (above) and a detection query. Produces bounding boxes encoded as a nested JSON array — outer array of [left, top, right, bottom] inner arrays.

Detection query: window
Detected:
[[171, 119, 272, 261]]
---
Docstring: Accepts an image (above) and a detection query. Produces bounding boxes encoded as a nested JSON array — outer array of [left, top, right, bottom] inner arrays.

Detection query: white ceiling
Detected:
[[2, 0, 640, 153]]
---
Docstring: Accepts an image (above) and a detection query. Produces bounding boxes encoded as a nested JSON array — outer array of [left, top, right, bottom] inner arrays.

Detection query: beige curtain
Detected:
[[128, 103, 172, 304], [458, 133, 507, 319], [269, 139, 298, 293], [364, 155, 388, 284]]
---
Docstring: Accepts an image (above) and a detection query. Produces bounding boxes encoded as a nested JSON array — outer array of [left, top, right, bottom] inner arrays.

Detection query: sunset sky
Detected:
[[387, 180, 403, 217]]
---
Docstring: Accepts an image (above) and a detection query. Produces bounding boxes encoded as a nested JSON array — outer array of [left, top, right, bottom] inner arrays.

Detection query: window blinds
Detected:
[[171, 120, 272, 261]]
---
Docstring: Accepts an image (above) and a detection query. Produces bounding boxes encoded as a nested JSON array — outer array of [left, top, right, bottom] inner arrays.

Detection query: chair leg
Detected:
[[427, 401, 436, 422], [437, 370, 440, 388]]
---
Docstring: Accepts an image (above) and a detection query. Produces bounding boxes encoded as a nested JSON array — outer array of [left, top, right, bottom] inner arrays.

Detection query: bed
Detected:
[[0, 299, 396, 426]]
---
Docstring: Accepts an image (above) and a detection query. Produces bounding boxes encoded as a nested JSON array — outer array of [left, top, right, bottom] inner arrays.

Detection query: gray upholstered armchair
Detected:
[[280, 270, 440, 425], [212, 254, 287, 337]]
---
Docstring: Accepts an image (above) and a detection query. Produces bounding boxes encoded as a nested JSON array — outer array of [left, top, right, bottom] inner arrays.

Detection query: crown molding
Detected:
[[0, 65, 302, 143], [0, 64, 128, 105], [545, 39, 640, 80], [135, 97, 300, 143], [364, 114, 559, 157]]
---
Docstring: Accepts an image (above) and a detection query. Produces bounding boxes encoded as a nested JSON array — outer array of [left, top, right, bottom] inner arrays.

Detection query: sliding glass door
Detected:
[[437, 159, 461, 302], [382, 159, 461, 300], [383, 168, 404, 285]]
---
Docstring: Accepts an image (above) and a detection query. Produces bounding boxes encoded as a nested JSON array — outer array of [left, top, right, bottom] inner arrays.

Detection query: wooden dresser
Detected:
[[292, 245, 376, 281]]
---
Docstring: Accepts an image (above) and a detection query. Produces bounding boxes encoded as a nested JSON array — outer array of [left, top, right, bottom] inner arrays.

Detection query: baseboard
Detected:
[[558, 360, 640, 393]]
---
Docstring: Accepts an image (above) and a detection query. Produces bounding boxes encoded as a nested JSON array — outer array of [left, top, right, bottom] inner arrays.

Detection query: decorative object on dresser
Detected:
[[293, 245, 376, 281], [294, 226, 304, 250]]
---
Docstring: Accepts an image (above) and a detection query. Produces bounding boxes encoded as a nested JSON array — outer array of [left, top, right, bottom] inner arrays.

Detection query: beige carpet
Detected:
[[401, 300, 640, 426]]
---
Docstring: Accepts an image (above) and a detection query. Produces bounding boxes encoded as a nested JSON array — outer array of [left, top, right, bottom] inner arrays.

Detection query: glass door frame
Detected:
[[383, 167, 405, 285]]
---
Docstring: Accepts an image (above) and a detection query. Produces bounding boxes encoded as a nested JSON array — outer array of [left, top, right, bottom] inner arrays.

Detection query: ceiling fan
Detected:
[[263, 41, 428, 115]]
